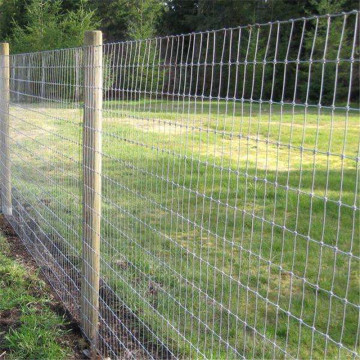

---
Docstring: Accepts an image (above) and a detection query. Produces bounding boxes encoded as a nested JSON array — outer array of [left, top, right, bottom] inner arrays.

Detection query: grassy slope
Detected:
[[0, 232, 73, 360], [8, 99, 359, 359]]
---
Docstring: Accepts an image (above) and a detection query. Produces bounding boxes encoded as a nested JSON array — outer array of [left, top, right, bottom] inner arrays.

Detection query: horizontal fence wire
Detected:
[[0, 9, 359, 359]]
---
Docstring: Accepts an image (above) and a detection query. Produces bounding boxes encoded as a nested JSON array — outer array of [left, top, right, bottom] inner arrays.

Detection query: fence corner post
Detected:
[[81, 30, 103, 354], [0, 42, 12, 216]]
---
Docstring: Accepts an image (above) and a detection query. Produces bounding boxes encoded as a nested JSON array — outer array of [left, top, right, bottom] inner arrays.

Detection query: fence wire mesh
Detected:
[[0, 9, 359, 359]]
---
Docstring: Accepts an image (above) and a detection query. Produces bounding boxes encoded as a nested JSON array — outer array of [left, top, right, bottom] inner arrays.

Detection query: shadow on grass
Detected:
[[8, 148, 359, 358]]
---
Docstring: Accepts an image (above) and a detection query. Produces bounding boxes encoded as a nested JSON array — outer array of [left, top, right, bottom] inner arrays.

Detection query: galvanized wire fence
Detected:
[[0, 10, 359, 359]]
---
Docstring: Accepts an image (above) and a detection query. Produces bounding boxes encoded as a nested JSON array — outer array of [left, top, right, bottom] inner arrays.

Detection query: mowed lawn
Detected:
[[8, 99, 359, 359]]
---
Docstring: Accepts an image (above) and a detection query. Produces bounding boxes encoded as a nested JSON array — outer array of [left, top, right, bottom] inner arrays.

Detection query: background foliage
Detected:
[[0, 0, 358, 47], [0, 0, 358, 104]]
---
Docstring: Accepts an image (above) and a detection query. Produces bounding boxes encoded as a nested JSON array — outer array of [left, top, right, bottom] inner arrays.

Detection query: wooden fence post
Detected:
[[81, 31, 103, 352], [0, 43, 12, 216]]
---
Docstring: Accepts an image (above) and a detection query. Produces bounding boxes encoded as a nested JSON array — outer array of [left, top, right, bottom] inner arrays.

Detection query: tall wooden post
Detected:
[[81, 31, 103, 352], [0, 43, 12, 216]]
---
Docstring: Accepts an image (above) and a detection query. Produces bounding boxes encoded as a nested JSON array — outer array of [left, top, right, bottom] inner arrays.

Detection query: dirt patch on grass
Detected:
[[0, 308, 21, 334], [0, 216, 35, 269]]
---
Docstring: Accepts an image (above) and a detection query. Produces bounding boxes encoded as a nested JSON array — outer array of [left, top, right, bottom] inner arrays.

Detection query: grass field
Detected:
[[8, 99, 359, 359], [0, 229, 76, 360]]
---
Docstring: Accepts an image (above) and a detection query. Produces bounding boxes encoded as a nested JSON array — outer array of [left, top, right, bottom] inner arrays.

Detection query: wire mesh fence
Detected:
[[0, 9, 359, 359]]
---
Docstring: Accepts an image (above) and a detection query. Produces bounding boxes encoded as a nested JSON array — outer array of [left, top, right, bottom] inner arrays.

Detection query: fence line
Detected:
[[0, 9, 359, 359]]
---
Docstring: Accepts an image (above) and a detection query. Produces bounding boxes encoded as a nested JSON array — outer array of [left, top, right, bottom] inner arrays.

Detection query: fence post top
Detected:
[[84, 31, 102, 46], [0, 43, 9, 54]]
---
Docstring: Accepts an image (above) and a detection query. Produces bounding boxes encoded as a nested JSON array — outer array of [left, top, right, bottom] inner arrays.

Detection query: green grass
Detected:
[[8, 99, 359, 359], [0, 233, 73, 360]]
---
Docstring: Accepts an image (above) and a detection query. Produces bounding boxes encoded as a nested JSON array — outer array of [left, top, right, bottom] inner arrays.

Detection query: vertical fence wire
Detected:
[[0, 10, 359, 359]]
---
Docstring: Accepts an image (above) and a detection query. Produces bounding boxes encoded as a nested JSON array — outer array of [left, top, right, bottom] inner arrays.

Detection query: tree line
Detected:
[[1, 0, 358, 105], [0, 0, 357, 51]]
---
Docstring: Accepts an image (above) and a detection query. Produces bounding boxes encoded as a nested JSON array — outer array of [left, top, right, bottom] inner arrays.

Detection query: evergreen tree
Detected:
[[0, 0, 27, 41], [128, 0, 164, 40], [10, 0, 98, 53], [88, 0, 130, 42], [89, 0, 164, 42]]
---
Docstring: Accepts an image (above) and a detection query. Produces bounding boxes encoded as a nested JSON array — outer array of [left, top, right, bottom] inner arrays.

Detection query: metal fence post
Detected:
[[75, 48, 80, 102], [41, 54, 46, 99], [0, 43, 12, 216], [81, 31, 103, 351]]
